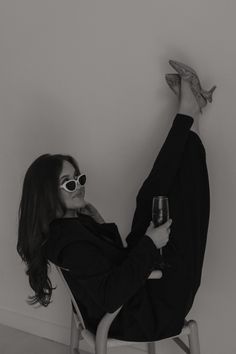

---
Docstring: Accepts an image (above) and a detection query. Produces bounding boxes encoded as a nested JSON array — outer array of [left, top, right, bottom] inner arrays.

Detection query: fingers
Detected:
[[158, 219, 172, 230], [165, 219, 172, 227], [149, 219, 172, 232], [149, 221, 155, 229], [150, 219, 172, 226]]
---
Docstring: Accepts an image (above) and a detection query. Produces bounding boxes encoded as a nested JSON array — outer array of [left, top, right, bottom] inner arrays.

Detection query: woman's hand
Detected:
[[78, 201, 105, 224], [145, 219, 172, 249]]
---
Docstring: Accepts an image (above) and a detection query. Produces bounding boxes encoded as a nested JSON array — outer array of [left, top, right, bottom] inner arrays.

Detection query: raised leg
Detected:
[[126, 78, 207, 249], [127, 123, 210, 323], [126, 113, 194, 248]]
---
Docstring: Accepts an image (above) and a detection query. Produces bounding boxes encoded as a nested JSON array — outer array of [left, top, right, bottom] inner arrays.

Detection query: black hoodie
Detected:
[[43, 214, 171, 341]]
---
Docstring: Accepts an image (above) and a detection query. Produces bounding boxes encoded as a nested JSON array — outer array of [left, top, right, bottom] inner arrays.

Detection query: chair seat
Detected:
[[81, 323, 191, 349], [56, 266, 200, 354]]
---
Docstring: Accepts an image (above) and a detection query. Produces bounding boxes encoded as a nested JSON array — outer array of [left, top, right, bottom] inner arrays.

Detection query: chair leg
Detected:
[[187, 320, 201, 354], [147, 342, 156, 354], [70, 310, 80, 354]]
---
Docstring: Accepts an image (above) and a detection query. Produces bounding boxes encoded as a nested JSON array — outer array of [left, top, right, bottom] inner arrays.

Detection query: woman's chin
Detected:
[[76, 198, 86, 209]]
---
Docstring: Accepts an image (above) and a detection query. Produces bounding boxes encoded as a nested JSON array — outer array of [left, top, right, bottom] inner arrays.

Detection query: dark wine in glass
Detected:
[[152, 196, 170, 268]]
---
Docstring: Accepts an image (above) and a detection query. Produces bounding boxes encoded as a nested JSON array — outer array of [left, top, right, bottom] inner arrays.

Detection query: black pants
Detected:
[[126, 113, 210, 322]]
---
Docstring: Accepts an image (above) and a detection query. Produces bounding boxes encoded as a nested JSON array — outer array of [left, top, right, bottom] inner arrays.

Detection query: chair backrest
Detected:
[[56, 265, 86, 330]]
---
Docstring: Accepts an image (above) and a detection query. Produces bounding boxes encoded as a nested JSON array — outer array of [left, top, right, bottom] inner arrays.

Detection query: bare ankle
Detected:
[[190, 119, 200, 135], [178, 104, 200, 118], [190, 125, 199, 135], [178, 79, 200, 117]]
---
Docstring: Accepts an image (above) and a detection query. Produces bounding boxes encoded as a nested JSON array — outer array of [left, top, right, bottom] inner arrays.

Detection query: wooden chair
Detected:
[[56, 266, 200, 354]]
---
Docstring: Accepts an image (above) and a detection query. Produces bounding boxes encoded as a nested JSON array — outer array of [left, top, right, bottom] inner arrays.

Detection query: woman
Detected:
[[17, 64, 212, 342]]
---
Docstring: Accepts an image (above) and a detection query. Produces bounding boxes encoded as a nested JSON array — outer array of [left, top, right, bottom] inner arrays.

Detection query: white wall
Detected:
[[0, 1, 236, 353]]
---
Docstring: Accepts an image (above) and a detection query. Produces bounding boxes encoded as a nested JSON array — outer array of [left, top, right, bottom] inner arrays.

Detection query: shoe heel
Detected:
[[201, 85, 217, 103]]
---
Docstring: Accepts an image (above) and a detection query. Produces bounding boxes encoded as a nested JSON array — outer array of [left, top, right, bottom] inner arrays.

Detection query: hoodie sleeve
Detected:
[[59, 223, 161, 314]]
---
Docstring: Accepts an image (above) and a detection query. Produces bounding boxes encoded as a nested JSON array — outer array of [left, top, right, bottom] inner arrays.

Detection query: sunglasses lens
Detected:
[[79, 174, 86, 185], [65, 180, 76, 191]]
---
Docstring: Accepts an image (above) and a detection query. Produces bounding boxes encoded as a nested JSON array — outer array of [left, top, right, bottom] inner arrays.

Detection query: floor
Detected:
[[0, 323, 188, 354], [0, 323, 89, 354]]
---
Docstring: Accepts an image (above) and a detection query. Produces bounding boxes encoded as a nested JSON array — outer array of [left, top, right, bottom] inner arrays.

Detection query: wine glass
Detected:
[[152, 196, 170, 267]]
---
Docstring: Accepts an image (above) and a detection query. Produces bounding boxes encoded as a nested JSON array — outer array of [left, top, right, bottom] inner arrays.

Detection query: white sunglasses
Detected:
[[60, 173, 86, 193]]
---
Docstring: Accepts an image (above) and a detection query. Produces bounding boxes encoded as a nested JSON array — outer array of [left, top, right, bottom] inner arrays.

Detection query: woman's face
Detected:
[[59, 160, 86, 217]]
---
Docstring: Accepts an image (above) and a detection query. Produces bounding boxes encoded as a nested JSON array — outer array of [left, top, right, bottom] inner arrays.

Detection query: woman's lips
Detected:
[[73, 190, 85, 198]]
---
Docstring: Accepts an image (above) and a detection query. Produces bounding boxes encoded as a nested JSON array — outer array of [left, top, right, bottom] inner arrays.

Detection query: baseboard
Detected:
[[0, 306, 150, 353], [0, 307, 148, 354], [0, 305, 71, 345]]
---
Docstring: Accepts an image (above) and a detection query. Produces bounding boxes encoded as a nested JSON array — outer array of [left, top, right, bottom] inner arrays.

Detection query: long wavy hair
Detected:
[[17, 154, 80, 307]]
